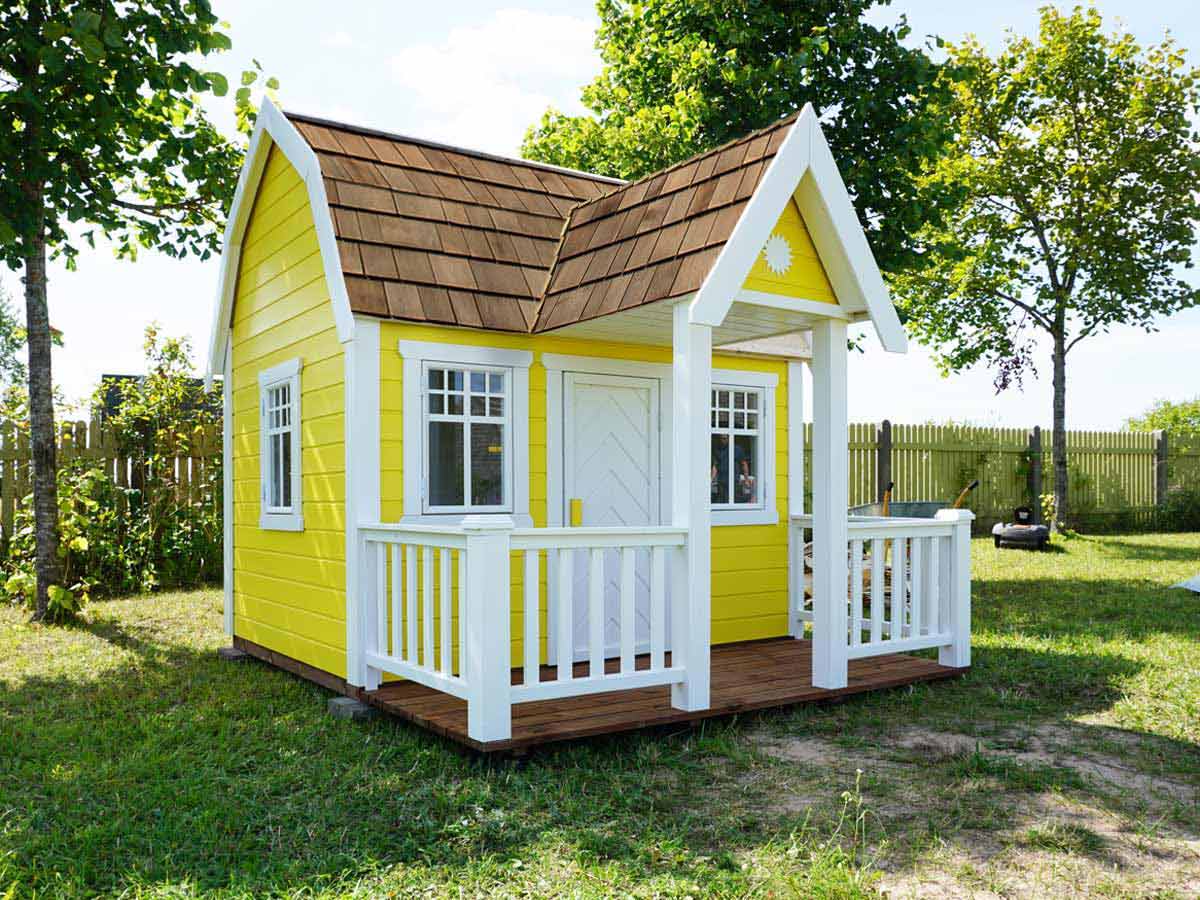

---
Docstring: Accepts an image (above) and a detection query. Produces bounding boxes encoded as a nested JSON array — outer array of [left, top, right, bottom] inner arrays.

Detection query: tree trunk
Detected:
[[22, 205, 62, 621], [1051, 331, 1068, 531]]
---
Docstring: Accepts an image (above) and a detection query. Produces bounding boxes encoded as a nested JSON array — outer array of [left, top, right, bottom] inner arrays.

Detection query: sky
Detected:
[[7, 0, 1198, 428]]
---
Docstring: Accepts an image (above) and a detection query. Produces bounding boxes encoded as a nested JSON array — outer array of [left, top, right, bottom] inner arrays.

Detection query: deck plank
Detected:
[[362, 638, 963, 752]]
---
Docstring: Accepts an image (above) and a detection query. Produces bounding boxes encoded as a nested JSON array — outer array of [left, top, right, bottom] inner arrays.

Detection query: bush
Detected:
[[1157, 487, 1200, 532], [4, 327, 221, 617]]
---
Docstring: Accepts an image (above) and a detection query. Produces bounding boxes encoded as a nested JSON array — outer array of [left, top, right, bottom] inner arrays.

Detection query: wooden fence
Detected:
[[0, 418, 221, 542], [798, 422, 1195, 532]]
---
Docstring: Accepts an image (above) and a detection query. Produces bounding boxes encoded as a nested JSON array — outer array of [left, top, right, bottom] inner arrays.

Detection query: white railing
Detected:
[[510, 526, 688, 703], [359, 517, 691, 743], [790, 509, 972, 669]]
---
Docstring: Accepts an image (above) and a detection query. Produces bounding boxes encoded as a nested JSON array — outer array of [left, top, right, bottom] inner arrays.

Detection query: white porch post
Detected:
[[462, 514, 513, 742], [935, 508, 973, 668], [810, 319, 849, 689], [787, 359, 806, 638], [222, 336, 234, 637], [671, 301, 711, 711]]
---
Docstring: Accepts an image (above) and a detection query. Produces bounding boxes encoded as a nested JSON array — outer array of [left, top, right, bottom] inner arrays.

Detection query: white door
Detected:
[[563, 372, 661, 660]]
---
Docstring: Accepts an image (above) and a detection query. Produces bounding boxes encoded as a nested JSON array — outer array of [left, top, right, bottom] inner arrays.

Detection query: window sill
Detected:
[[260, 512, 304, 532], [712, 506, 778, 527]]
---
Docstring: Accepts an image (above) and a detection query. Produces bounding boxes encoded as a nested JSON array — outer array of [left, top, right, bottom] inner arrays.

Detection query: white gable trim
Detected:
[[689, 104, 907, 353], [206, 99, 354, 376]]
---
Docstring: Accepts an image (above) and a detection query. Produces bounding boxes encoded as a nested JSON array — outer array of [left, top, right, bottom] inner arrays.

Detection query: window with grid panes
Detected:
[[710, 386, 763, 508], [424, 364, 509, 512]]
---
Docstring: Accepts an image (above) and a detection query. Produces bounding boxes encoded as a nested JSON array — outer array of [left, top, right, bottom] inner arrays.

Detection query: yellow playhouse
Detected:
[[208, 99, 973, 751]]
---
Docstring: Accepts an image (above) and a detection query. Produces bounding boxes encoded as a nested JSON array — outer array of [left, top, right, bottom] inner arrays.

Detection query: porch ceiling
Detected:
[[543, 296, 858, 352]]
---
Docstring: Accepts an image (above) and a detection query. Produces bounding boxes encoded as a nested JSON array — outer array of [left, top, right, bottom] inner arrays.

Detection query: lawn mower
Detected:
[[991, 505, 1051, 550]]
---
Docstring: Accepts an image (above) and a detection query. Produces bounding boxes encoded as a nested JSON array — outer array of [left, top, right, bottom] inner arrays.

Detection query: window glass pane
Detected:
[[428, 368, 444, 390], [447, 369, 463, 391], [488, 397, 503, 416], [711, 434, 730, 505], [281, 432, 292, 508], [734, 412, 745, 429], [470, 395, 486, 416], [447, 394, 463, 415], [428, 421, 465, 506], [734, 392, 745, 409], [717, 410, 728, 429], [718, 390, 729, 408], [429, 393, 444, 414], [489, 372, 503, 393], [747, 393, 758, 410], [270, 433, 282, 507], [733, 434, 758, 504], [470, 423, 504, 506], [470, 371, 486, 393], [746, 413, 758, 430]]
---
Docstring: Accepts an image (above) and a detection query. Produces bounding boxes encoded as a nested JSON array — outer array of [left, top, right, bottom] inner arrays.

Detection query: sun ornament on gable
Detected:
[[763, 233, 792, 275]]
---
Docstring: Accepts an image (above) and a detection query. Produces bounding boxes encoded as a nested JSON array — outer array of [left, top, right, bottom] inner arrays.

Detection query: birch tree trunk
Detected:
[[22, 201, 62, 621]]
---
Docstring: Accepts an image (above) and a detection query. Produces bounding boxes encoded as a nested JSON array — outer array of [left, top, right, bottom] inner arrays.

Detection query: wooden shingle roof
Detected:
[[286, 112, 621, 332], [283, 109, 801, 334]]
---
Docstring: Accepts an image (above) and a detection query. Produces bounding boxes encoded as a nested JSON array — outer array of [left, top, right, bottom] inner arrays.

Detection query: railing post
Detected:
[[811, 319, 849, 690], [935, 509, 974, 668], [462, 514, 513, 743], [361, 537, 381, 691]]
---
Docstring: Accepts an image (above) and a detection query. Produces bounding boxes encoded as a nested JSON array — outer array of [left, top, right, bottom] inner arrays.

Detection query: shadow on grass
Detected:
[[3, 600, 1189, 897]]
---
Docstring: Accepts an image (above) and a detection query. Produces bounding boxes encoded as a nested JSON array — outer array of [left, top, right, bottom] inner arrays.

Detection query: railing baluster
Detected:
[[523, 550, 540, 686], [909, 538, 923, 639], [439, 547, 452, 674], [588, 548, 604, 678], [422, 545, 434, 669], [375, 541, 387, 657], [619, 547, 635, 673], [890, 537, 906, 640], [927, 536, 940, 636], [849, 539, 863, 645], [457, 549, 467, 678], [650, 545, 666, 671], [870, 537, 884, 644], [556, 548, 574, 682], [405, 544, 418, 665], [390, 544, 402, 660]]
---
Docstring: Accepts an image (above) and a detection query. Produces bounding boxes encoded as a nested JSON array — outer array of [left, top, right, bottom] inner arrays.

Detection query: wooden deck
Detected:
[[363, 638, 962, 752]]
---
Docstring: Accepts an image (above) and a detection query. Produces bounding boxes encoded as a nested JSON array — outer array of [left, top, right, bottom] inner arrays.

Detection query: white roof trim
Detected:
[[206, 99, 354, 376], [689, 104, 907, 353]]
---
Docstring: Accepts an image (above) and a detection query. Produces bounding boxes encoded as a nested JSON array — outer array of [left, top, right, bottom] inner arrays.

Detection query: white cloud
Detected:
[[321, 29, 354, 49], [388, 8, 599, 154]]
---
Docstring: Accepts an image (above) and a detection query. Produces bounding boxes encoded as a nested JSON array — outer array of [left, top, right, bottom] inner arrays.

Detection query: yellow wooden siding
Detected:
[[230, 146, 347, 678], [377, 322, 791, 666], [741, 198, 837, 304]]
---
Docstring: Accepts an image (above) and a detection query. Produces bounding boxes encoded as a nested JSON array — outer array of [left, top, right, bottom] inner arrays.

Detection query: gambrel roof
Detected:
[[208, 100, 904, 374]]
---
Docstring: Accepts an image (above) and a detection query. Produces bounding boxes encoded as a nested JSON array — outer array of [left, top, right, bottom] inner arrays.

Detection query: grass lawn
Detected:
[[1, 533, 1198, 897]]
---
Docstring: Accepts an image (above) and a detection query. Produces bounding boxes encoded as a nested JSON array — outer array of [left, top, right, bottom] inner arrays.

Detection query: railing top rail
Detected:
[[359, 523, 469, 548], [511, 525, 687, 550]]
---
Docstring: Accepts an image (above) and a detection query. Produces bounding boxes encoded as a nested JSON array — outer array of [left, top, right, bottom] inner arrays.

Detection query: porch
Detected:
[[362, 636, 961, 753]]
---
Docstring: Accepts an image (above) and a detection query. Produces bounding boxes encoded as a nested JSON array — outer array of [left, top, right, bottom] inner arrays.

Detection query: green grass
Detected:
[[1, 533, 1198, 897]]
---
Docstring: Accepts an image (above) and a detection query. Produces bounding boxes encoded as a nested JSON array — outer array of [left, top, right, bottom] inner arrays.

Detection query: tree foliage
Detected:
[[888, 6, 1200, 524], [521, 0, 951, 274], [1128, 397, 1200, 436]]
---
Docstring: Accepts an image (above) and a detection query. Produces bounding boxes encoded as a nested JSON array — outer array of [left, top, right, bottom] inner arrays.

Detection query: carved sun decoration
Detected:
[[763, 233, 792, 275]]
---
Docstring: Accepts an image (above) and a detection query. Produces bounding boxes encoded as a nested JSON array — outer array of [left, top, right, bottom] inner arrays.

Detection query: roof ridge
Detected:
[[568, 109, 802, 214], [283, 109, 628, 187]]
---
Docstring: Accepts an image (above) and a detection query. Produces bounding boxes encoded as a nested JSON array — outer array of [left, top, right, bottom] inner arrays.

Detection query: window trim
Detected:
[[709, 369, 778, 527], [399, 341, 533, 527], [258, 357, 304, 532]]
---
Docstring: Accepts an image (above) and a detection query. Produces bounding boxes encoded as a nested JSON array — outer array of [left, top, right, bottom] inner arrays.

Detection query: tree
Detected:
[[1128, 397, 1200, 437], [521, 0, 951, 274], [0, 2, 269, 620], [889, 6, 1200, 529]]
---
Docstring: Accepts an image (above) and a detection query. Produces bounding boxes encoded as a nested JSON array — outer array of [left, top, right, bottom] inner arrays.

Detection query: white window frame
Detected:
[[399, 341, 533, 527], [709, 369, 778, 527], [258, 357, 304, 531]]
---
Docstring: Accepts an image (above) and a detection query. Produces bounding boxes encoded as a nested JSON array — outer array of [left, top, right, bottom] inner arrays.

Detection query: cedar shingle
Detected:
[[735, 161, 764, 201], [618, 266, 656, 310], [393, 248, 436, 282], [685, 179, 718, 217], [436, 223, 468, 256], [713, 142, 748, 176], [333, 129, 375, 159], [333, 208, 362, 240], [392, 192, 442, 220], [338, 241, 363, 276], [462, 228, 493, 260], [346, 276, 389, 315], [338, 182, 396, 214], [416, 285, 455, 321], [645, 258, 684, 302], [378, 215, 440, 252], [447, 289, 483, 327], [430, 254, 478, 290], [474, 261, 530, 296], [360, 243, 399, 279], [678, 211, 717, 255], [384, 282, 423, 319], [709, 170, 743, 208], [662, 190, 693, 227], [624, 232, 659, 271], [648, 221, 687, 264], [671, 246, 720, 295]]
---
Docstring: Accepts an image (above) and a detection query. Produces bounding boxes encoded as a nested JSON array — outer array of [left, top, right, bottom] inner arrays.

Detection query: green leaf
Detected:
[[78, 33, 104, 62], [240, 69, 258, 87], [206, 72, 228, 97]]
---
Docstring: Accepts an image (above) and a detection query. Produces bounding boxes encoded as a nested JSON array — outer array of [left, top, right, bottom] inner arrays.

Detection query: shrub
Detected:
[[1157, 487, 1200, 532]]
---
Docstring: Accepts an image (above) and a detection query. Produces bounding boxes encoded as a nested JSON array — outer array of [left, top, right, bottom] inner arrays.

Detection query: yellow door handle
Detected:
[[569, 498, 583, 527]]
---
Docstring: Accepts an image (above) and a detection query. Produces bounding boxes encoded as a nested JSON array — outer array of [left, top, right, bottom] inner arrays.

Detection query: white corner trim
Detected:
[[207, 98, 354, 378], [397, 339, 532, 526], [344, 316, 381, 687], [222, 335, 233, 637], [787, 360, 807, 518], [688, 103, 906, 354]]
